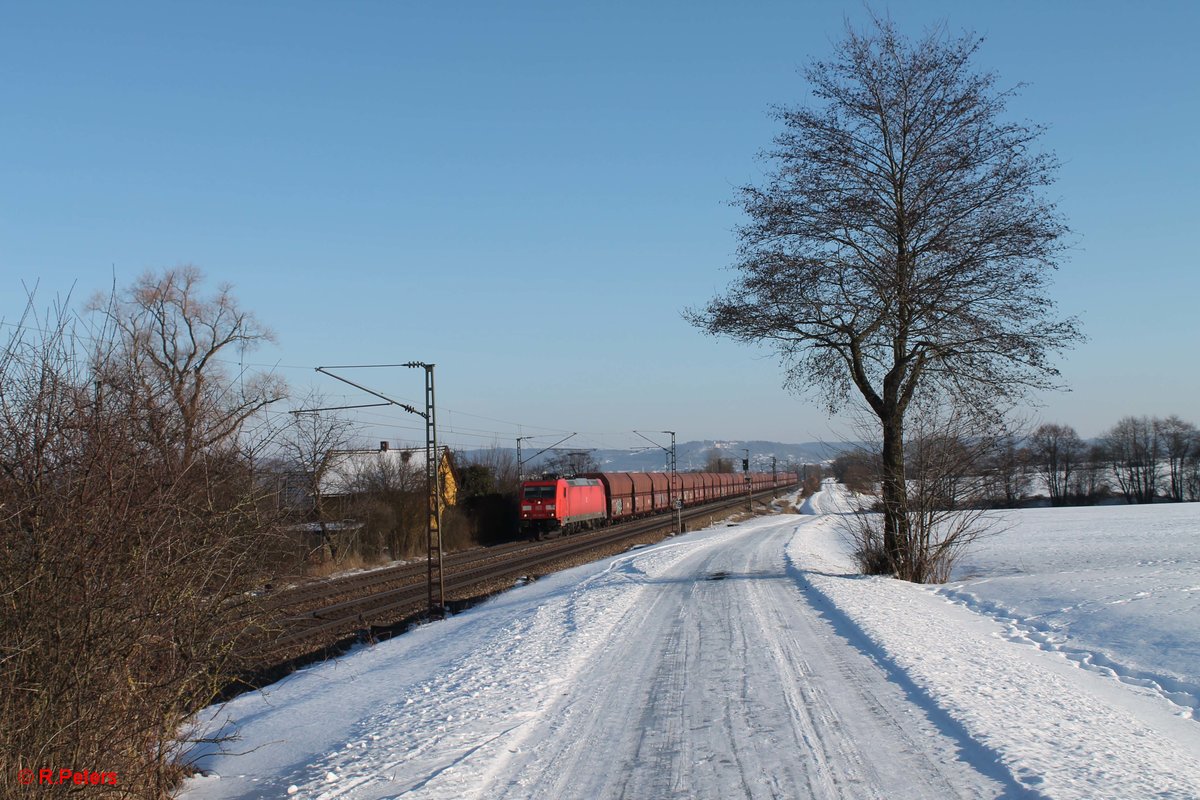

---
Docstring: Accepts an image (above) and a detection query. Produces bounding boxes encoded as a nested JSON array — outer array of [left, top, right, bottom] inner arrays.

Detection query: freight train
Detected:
[[519, 470, 798, 538]]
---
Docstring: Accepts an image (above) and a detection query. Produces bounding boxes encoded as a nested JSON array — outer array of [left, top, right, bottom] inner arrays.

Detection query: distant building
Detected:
[[282, 442, 458, 513]]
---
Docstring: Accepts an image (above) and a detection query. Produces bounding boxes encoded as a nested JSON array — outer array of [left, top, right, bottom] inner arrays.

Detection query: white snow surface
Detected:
[[181, 490, 1200, 799]]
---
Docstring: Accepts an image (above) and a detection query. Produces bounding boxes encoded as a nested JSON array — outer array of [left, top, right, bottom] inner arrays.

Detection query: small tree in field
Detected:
[[689, 17, 1081, 581], [704, 448, 736, 473], [279, 394, 358, 560]]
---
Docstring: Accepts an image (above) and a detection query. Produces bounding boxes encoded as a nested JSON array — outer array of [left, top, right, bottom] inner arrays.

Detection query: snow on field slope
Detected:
[[181, 493, 1200, 799], [944, 503, 1200, 717]]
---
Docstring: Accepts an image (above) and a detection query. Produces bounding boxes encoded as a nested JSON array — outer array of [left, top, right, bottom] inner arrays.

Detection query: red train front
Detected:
[[519, 477, 607, 538]]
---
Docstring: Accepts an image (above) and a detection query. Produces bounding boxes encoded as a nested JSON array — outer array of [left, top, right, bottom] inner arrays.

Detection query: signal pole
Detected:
[[744, 448, 752, 513]]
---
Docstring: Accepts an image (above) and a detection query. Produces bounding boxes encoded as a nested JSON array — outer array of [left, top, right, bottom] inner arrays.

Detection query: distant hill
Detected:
[[458, 440, 848, 474]]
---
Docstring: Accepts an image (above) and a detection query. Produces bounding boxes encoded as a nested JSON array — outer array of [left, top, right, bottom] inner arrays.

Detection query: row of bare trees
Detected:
[[831, 408, 1199, 583], [835, 413, 1199, 515], [1027, 416, 1200, 505], [1, 269, 288, 796], [275, 410, 527, 567]]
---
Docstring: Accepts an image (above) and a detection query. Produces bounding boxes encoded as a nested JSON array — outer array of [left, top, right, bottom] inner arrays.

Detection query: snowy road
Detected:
[[476, 515, 1004, 799], [182, 496, 1200, 800]]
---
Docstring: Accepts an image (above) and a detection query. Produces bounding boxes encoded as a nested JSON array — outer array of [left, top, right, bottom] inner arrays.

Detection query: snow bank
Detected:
[[786, 492, 1200, 799]]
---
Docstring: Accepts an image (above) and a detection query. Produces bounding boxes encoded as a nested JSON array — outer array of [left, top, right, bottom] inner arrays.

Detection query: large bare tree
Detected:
[[689, 18, 1081, 580], [90, 266, 285, 476]]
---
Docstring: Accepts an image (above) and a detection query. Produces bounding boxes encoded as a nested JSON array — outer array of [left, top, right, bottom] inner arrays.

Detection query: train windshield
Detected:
[[523, 485, 556, 499]]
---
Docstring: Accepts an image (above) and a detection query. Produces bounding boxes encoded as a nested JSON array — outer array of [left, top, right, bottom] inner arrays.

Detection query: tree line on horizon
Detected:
[[829, 415, 1200, 507]]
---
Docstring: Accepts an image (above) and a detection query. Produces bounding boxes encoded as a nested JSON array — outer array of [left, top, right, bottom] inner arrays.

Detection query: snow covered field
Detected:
[[181, 491, 1200, 799]]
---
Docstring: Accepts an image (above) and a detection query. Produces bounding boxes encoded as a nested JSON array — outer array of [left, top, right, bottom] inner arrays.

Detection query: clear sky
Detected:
[[3, 1, 1197, 453]]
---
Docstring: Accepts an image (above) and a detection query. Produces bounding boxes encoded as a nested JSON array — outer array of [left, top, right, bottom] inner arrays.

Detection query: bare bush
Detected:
[[830, 451, 879, 495], [1, 275, 284, 797], [843, 401, 1004, 583], [346, 451, 426, 560]]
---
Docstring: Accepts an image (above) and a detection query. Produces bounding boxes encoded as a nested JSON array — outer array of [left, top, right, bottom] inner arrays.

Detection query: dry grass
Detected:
[[302, 551, 378, 579]]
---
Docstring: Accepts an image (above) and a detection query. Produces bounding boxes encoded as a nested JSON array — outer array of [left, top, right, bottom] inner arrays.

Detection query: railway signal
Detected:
[[744, 449, 752, 512]]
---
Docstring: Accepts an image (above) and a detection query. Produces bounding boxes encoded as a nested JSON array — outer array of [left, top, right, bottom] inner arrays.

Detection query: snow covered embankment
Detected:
[[789, 492, 1200, 800]]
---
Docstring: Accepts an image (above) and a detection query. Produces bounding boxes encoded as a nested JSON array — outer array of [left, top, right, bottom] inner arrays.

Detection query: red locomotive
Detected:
[[519, 477, 608, 538], [519, 470, 798, 538]]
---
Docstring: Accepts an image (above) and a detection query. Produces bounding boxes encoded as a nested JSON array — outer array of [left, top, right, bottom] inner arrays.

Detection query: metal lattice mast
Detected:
[[634, 429, 682, 534], [411, 362, 443, 617], [314, 362, 443, 618]]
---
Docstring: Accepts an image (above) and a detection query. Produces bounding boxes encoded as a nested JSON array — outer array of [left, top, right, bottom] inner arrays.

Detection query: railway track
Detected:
[[251, 489, 793, 660]]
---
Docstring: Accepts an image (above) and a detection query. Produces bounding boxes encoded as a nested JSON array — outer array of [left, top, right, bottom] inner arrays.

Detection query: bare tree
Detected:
[[541, 449, 599, 477], [459, 445, 521, 495], [454, 447, 523, 546], [1187, 439, 1200, 502], [1070, 443, 1110, 503], [89, 266, 286, 476], [1029, 423, 1084, 506], [1104, 415, 1160, 503], [1156, 415, 1197, 502], [703, 448, 736, 473], [688, 17, 1080, 580], [278, 393, 358, 559], [980, 432, 1029, 508], [345, 448, 426, 559]]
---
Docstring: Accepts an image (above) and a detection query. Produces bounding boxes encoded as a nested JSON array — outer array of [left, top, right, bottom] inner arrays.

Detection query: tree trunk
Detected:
[[879, 410, 910, 578]]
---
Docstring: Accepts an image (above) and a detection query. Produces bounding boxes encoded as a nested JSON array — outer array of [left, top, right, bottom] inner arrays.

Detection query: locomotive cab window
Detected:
[[523, 485, 555, 499]]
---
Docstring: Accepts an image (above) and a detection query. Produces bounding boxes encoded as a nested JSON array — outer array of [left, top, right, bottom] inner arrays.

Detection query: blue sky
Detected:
[[3, 1, 1197, 453]]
